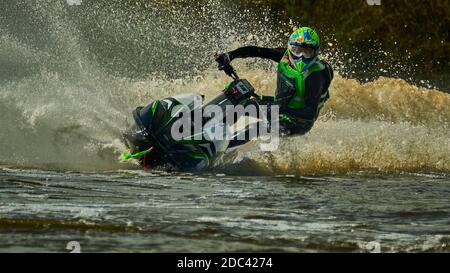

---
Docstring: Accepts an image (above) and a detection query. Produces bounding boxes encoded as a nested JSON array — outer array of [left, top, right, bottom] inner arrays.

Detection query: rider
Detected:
[[215, 27, 334, 147]]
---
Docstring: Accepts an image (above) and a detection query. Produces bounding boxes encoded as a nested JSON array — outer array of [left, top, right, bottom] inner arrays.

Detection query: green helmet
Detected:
[[288, 27, 320, 58]]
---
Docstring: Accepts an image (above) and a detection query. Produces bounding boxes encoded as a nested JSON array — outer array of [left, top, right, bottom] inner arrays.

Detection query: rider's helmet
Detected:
[[288, 27, 320, 60]]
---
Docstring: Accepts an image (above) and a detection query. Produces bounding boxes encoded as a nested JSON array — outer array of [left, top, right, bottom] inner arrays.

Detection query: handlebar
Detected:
[[223, 64, 239, 80]]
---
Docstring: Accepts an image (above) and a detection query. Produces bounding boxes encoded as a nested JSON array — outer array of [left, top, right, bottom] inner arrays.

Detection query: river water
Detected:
[[0, 0, 449, 252]]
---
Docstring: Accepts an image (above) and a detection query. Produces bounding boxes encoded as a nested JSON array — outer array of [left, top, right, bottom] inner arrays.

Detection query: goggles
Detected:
[[289, 42, 316, 59]]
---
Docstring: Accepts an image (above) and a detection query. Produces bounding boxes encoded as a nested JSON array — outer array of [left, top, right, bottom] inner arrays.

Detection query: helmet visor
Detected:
[[289, 43, 315, 59]]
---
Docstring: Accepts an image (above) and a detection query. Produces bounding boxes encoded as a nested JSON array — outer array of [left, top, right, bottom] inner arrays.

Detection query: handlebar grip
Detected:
[[223, 64, 238, 80]]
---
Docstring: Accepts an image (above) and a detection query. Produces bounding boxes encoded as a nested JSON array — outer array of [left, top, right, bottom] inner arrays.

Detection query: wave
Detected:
[[0, 0, 449, 174]]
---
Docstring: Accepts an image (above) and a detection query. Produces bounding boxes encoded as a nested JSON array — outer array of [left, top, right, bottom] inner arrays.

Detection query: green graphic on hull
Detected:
[[121, 148, 154, 160]]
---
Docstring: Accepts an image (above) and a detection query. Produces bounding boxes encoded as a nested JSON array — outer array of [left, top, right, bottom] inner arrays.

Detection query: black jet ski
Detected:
[[122, 64, 262, 171]]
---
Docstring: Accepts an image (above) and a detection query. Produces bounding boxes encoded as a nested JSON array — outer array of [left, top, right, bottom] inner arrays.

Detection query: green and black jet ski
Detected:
[[122, 64, 259, 171]]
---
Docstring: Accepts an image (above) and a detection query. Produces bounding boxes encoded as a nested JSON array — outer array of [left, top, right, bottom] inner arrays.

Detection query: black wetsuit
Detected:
[[227, 46, 334, 147]]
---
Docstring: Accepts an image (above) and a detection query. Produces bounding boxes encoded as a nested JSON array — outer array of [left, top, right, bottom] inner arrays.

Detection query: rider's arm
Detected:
[[229, 46, 286, 63]]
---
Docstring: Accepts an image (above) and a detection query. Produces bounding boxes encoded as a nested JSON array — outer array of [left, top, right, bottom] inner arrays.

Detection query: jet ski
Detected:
[[122, 64, 263, 171]]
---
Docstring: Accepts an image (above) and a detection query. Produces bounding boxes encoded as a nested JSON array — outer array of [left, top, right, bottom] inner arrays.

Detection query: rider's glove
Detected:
[[215, 52, 232, 71]]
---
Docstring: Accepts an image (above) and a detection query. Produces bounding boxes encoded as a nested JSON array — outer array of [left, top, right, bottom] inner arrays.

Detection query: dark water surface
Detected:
[[1, 167, 449, 252]]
